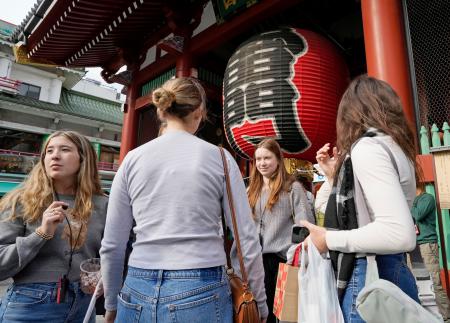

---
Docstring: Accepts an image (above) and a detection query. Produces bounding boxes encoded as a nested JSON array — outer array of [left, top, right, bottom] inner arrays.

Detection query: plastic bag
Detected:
[[298, 238, 344, 323]]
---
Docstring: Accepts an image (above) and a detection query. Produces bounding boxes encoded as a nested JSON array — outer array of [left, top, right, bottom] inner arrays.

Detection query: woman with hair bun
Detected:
[[101, 77, 268, 323]]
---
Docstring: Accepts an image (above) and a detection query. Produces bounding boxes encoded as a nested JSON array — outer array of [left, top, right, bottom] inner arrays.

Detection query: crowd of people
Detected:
[[0, 75, 448, 323]]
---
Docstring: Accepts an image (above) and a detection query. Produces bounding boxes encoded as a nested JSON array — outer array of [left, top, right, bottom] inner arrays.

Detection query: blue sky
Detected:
[[0, 0, 36, 25]]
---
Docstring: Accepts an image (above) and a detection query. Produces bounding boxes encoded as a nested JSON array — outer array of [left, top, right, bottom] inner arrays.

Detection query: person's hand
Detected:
[[105, 310, 116, 323], [316, 143, 339, 182], [261, 318, 267, 323], [300, 220, 328, 254], [38, 201, 68, 236]]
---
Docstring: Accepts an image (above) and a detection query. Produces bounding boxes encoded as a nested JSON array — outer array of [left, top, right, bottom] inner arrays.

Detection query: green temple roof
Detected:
[[0, 88, 123, 125]]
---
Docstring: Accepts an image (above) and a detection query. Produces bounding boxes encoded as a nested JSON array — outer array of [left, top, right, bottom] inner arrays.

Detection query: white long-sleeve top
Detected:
[[315, 179, 331, 215], [100, 130, 268, 317], [326, 135, 417, 254]]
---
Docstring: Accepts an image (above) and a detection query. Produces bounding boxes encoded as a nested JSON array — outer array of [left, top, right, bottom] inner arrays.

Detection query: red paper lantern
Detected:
[[223, 28, 349, 161]]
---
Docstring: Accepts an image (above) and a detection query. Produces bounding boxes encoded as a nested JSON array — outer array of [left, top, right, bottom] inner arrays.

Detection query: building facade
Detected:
[[4, 0, 450, 314], [0, 19, 123, 194]]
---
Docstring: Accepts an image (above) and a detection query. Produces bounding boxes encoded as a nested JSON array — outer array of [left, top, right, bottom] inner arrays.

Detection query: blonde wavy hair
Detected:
[[0, 131, 103, 247], [152, 77, 207, 121]]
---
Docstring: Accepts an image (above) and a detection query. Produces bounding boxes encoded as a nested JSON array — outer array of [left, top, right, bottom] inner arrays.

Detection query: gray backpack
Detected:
[[356, 256, 441, 323]]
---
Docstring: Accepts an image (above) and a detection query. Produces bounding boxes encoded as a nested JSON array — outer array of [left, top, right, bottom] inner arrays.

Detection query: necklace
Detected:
[[258, 192, 267, 248]]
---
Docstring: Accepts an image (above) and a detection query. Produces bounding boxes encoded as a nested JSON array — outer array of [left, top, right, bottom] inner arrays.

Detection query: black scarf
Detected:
[[324, 132, 377, 301]]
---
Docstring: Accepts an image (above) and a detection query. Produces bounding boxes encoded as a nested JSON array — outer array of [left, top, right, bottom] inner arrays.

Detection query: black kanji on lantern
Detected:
[[223, 28, 311, 159]]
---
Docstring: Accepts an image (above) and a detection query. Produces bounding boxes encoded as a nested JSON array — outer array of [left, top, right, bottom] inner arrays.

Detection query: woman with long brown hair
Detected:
[[301, 75, 420, 322], [247, 138, 314, 323], [0, 131, 108, 323]]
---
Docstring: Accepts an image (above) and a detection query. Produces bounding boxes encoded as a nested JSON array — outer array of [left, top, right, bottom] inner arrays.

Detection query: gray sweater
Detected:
[[255, 181, 314, 257], [100, 130, 268, 318], [0, 195, 108, 283]]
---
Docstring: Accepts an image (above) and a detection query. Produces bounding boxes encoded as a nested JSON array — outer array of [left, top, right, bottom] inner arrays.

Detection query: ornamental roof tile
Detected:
[[0, 88, 122, 125]]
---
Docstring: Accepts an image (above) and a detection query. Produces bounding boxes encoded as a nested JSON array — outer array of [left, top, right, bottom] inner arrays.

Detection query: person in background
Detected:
[[412, 183, 450, 323], [100, 77, 268, 323], [296, 172, 315, 219], [312, 164, 332, 227], [301, 75, 420, 323], [247, 138, 314, 323], [313, 178, 331, 227], [0, 131, 108, 323]]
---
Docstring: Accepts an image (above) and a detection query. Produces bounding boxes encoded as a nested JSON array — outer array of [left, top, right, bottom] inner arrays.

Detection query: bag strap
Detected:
[[220, 207, 233, 269], [288, 187, 295, 223], [365, 255, 380, 285], [351, 136, 399, 177], [351, 135, 400, 226], [219, 147, 250, 286], [375, 140, 399, 177], [352, 135, 403, 286]]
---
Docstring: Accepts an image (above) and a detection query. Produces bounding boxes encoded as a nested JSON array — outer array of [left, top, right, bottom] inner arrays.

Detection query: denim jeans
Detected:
[[116, 266, 233, 323], [0, 282, 95, 323], [341, 254, 420, 323]]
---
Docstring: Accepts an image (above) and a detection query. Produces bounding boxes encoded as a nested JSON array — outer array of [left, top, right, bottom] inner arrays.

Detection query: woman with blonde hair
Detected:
[[247, 138, 314, 323], [301, 75, 420, 322], [100, 77, 268, 323], [0, 130, 108, 323]]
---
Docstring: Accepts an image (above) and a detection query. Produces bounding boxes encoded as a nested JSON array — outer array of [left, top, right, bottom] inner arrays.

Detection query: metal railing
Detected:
[[0, 149, 39, 157], [0, 77, 21, 95], [0, 149, 119, 172], [97, 161, 119, 171]]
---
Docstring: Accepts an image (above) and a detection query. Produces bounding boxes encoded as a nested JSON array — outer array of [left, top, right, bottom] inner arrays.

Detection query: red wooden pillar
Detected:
[[176, 29, 193, 78], [361, 0, 417, 136], [176, 52, 193, 77], [119, 82, 139, 163]]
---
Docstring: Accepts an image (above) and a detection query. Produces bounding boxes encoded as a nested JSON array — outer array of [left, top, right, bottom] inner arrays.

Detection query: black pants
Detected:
[[263, 253, 286, 323]]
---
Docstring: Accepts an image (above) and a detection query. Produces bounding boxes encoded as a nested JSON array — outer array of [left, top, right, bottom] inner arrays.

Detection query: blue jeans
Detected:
[[341, 254, 420, 323], [116, 266, 233, 323], [0, 282, 95, 323]]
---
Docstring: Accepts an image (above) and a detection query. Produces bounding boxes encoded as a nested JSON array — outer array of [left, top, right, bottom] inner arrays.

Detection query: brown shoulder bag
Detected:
[[219, 147, 260, 323]]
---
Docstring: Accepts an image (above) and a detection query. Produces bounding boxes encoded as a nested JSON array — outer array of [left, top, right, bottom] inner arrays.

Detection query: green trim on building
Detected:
[[141, 68, 176, 96], [92, 142, 101, 160], [0, 88, 123, 125], [0, 181, 20, 195], [419, 122, 450, 269], [0, 174, 26, 196], [198, 68, 223, 88], [0, 176, 113, 196], [140, 67, 223, 97]]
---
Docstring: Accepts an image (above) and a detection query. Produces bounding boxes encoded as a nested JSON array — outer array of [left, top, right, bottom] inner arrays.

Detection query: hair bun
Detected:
[[152, 88, 176, 111]]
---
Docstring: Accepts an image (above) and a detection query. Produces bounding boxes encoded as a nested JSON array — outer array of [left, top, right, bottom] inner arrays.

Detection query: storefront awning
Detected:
[[0, 181, 20, 196]]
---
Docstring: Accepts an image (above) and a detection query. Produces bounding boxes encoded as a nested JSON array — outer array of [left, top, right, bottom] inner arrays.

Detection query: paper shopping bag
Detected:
[[273, 262, 298, 322]]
